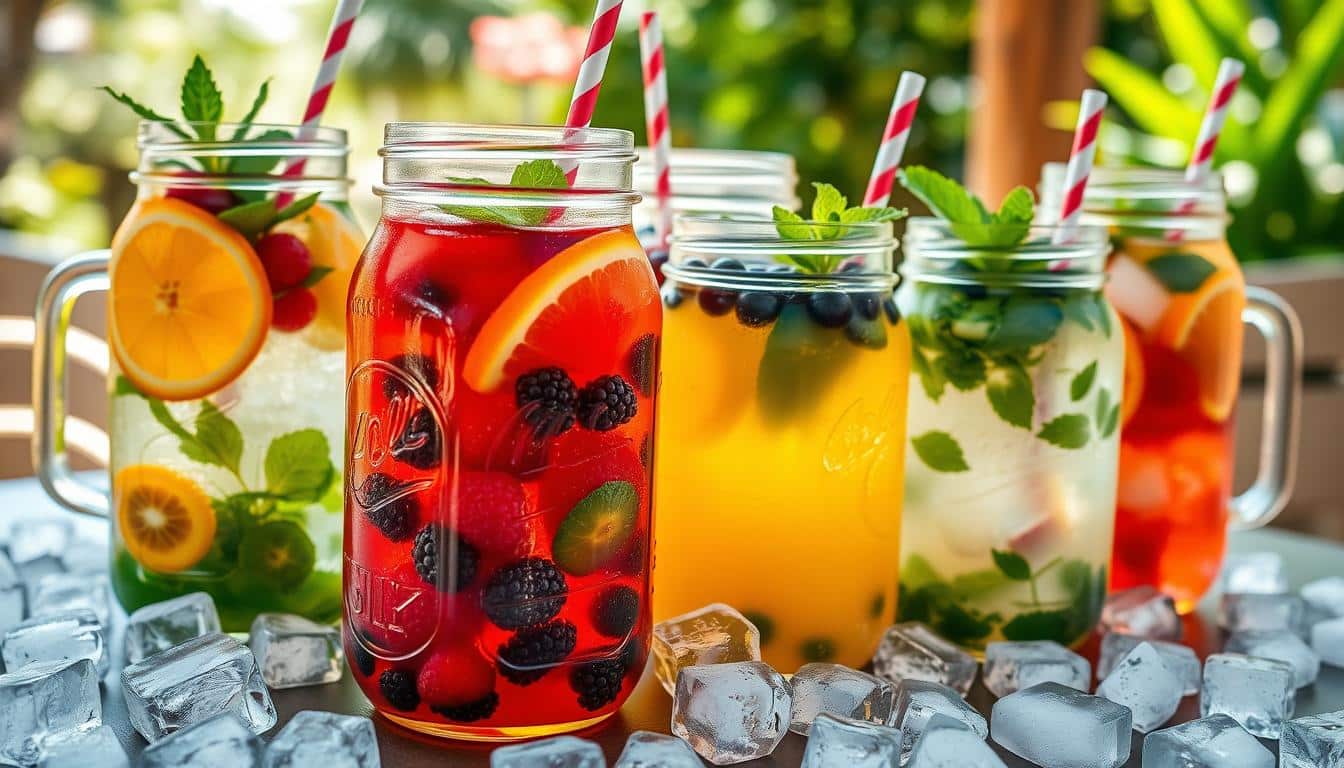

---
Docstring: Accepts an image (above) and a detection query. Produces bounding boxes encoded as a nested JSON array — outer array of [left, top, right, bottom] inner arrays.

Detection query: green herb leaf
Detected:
[[511, 158, 569, 190], [1070, 362, 1098, 401], [949, 569, 1010, 600], [113, 375, 140, 397], [900, 554, 943, 592], [911, 430, 970, 473], [298, 266, 335, 289], [181, 401, 244, 474], [180, 55, 224, 137], [440, 160, 569, 227], [231, 78, 271, 140], [839, 206, 906, 224], [991, 549, 1033, 581], [984, 296, 1064, 350], [218, 199, 279, 239], [910, 344, 946, 401], [264, 429, 335, 502], [994, 186, 1035, 224], [224, 128, 293, 180], [1037, 413, 1092, 449], [756, 303, 855, 423], [275, 192, 320, 224], [811, 182, 848, 222], [1145, 252, 1218, 293], [100, 87, 192, 139], [1101, 404, 1121, 439], [986, 363, 1035, 429], [939, 348, 988, 392], [900, 166, 988, 227], [1001, 609, 1074, 642]]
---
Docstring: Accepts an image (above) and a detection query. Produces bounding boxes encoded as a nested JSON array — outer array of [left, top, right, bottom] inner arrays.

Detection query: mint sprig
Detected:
[[899, 166, 1033, 249], [180, 55, 224, 139], [770, 182, 905, 273], [440, 159, 571, 227]]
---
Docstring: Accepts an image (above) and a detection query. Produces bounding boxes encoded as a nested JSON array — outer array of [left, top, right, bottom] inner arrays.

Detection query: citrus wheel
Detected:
[[109, 198, 271, 400], [273, 202, 364, 350], [463, 230, 659, 393], [115, 464, 216, 573], [1175, 284, 1245, 422], [1120, 318, 1145, 427]]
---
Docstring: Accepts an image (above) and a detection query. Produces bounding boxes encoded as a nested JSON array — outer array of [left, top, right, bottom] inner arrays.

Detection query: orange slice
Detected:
[[463, 230, 659, 393], [115, 463, 216, 573], [1120, 318, 1145, 427], [273, 202, 364, 350], [1176, 283, 1245, 422], [110, 198, 271, 400]]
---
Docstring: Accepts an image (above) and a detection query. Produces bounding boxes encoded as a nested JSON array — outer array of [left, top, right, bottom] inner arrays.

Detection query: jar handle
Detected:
[[33, 250, 112, 518], [1229, 286, 1303, 530]]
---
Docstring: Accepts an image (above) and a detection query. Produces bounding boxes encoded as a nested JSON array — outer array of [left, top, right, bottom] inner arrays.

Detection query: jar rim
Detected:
[[381, 122, 636, 156], [900, 217, 1109, 289], [132, 121, 351, 193], [137, 121, 349, 149]]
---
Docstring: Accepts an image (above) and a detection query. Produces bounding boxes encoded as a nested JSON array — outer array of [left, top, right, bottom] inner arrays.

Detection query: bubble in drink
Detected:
[[263, 710, 380, 767], [982, 641, 1089, 698], [990, 681, 1131, 768], [1217, 592, 1304, 634], [672, 661, 791, 764], [0, 553, 23, 632], [2, 609, 108, 677], [1218, 552, 1288, 595], [248, 613, 343, 689], [800, 714, 903, 768], [1311, 617, 1344, 668], [490, 735, 604, 768], [788, 663, 894, 735], [1100, 586, 1181, 640], [1301, 576, 1344, 622], [121, 632, 276, 742], [653, 603, 761, 695], [1224, 630, 1320, 688], [1097, 632, 1199, 696], [1199, 652, 1295, 738], [125, 592, 222, 664], [139, 712, 263, 768], [907, 713, 1006, 768], [1142, 714, 1273, 768], [28, 573, 110, 625], [892, 679, 987, 764], [37, 724, 128, 768], [0, 658, 99, 766], [1095, 642, 1181, 733], [614, 731, 702, 767], [871, 623, 977, 695], [1281, 710, 1344, 768]]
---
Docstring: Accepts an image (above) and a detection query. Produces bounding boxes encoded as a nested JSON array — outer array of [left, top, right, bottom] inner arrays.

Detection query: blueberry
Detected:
[[767, 264, 797, 274], [854, 293, 881, 321], [839, 261, 864, 273], [710, 257, 745, 271], [806, 291, 853, 328], [683, 257, 708, 269], [883, 296, 901, 324], [698, 288, 737, 316], [735, 292, 783, 327], [661, 284, 684, 309]]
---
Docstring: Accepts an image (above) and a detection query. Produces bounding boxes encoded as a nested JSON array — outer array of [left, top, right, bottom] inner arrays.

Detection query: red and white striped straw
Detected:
[[1051, 88, 1108, 246], [863, 71, 926, 208], [639, 11, 673, 250], [1165, 57, 1244, 241], [562, 0, 624, 184]]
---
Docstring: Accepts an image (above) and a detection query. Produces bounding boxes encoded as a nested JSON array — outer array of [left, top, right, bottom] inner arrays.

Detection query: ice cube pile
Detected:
[[1097, 632, 1200, 695], [249, 613, 344, 689], [788, 662, 893, 735], [491, 735, 604, 768], [0, 658, 100, 765], [907, 714, 1005, 768], [264, 710, 381, 767], [2, 609, 108, 678], [991, 682, 1132, 768], [652, 603, 762, 695], [613, 731, 702, 767], [139, 712, 264, 768], [125, 592, 221, 664], [672, 660, 792, 764], [799, 714, 902, 767], [1100, 585, 1182, 640], [1281, 710, 1344, 767], [891, 679, 988, 762], [1095, 642, 1181, 733], [37, 724, 128, 768], [982, 640, 1089, 698], [1142, 714, 1274, 768], [871, 622, 977, 694]]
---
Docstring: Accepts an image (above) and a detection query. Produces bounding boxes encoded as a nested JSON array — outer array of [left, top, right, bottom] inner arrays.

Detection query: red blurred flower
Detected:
[[469, 12, 587, 85]]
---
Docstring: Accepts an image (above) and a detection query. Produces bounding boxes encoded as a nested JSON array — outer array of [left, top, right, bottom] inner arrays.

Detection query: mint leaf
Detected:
[[811, 182, 848, 222], [1145, 252, 1217, 293], [773, 205, 813, 241], [180, 55, 224, 138], [218, 200, 278, 239], [511, 159, 569, 190], [840, 206, 906, 224], [984, 296, 1063, 350], [1101, 404, 1121, 438], [757, 303, 855, 423], [225, 128, 293, 180], [900, 166, 988, 227], [100, 87, 192, 139], [231, 78, 271, 140], [113, 375, 140, 397], [440, 160, 568, 227], [181, 401, 243, 474], [1037, 413, 1091, 449], [264, 429, 335, 502], [940, 348, 987, 391], [991, 549, 1032, 581], [298, 266, 334, 289], [1095, 387, 1113, 426], [1070, 362, 1097, 401], [275, 192, 320, 224], [1001, 609, 1074, 642], [911, 430, 970, 473], [144, 398, 195, 445], [901, 554, 944, 592], [994, 186, 1034, 224], [986, 363, 1034, 429], [911, 344, 946, 401]]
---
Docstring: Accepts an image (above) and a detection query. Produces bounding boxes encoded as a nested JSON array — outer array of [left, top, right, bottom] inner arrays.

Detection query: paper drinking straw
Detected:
[[1051, 88, 1108, 246], [639, 11, 673, 250], [1166, 57, 1245, 241], [862, 71, 926, 208], [562, 0, 624, 184]]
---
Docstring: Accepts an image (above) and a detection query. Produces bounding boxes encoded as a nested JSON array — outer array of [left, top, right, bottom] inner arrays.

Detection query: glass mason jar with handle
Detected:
[[1040, 164, 1302, 612], [345, 124, 657, 741], [896, 219, 1120, 653], [34, 122, 359, 630]]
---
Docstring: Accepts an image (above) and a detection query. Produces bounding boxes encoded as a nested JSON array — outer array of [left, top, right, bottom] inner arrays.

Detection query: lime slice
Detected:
[[238, 520, 316, 590], [551, 481, 638, 576]]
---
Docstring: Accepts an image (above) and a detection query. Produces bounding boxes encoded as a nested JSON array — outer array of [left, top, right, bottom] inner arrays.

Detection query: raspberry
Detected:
[[272, 288, 318, 332], [481, 558, 567, 629], [432, 693, 499, 723], [416, 646, 495, 709], [412, 524, 479, 593], [454, 471, 535, 557], [354, 473, 418, 541], [538, 431, 645, 522], [496, 620, 577, 685], [576, 375, 638, 432], [626, 334, 658, 397], [379, 669, 420, 711], [382, 353, 441, 399], [569, 655, 628, 711], [391, 408, 442, 470], [592, 585, 640, 638], [515, 368, 577, 436], [257, 232, 313, 290], [164, 173, 239, 214]]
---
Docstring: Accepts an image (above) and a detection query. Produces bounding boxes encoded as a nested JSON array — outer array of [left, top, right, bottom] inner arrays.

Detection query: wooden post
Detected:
[[0, 0, 46, 177], [967, 0, 1101, 204]]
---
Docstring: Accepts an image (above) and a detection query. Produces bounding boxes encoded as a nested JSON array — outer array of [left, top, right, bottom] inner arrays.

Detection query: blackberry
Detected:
[[482, 558, 568, 629], [515, 367, 578, 436], [807, 291, 854, 328], [496, 620, 578, 685], [570, 655, 628, 711], [735, 292, 783, 327], [697, 288, 737, 316], [356, 473, 417, 541], [391, 407, 442, 469], [576, 375, 638, 432], [592, 585, 640, 638], [627, 334, 658, 397], [349, 640, 375, 677], [382, 353, 441, 399], [411, 524, 479, 593], [379, 669, 420, 711], [431, 692, 499, 723]]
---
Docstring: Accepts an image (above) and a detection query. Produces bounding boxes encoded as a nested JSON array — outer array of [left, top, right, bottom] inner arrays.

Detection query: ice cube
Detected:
[[990, 681, 1131, 768], [263, 710, 379, 767], [891, 679, 988, 764], [9, 519, 72, 571], [1199, 652, 1295, 738], [490, 735, 604, 768], [1282, 710, 1344, 767], [126, 592, 222, 664], [671, 661, 791, 764], [1097, 632, 1200, 695], [140, 712, 263, 768], [57, 535, 105, 576], [0, 658, 100, 765], [248, 613, 343, 689], [121, 632, 277, 741], [1142, 714, 1274, 768], [789, 663, 894, 735], [1315, 617, 1344, 668], [2, 609, 108, 677], [37, 724, 128, 768], [907, 713, 1005, 768], [16, 556, 63, 587], [0, 553, 23, 633], [1302, 577, 1344, 623], [1217, 592, 1304, 634], [653, 603, 761, 695], [1224, 629, 1320, 688], [614, 730, 702, 767], [871, 623, 977, 695], [982, 641, 1090, 698], [1218, 552, 1288, 595], [1095, 642, 1182, 733], [28, 573, 110, 625], [800, 714, 902, 767], [1100, 586, 1181, 640]]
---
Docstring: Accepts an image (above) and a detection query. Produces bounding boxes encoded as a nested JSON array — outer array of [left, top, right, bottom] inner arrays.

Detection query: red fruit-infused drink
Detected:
[[343, 125, 658, 740]]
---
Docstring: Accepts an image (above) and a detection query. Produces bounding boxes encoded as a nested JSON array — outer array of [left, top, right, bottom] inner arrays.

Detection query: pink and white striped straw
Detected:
[[1051, 88, 1108, 246], [639, 11, 673, 250], [562, 0, 624, 184], [1165, 57, 1244, 241], [863, 71, 926, 208]]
